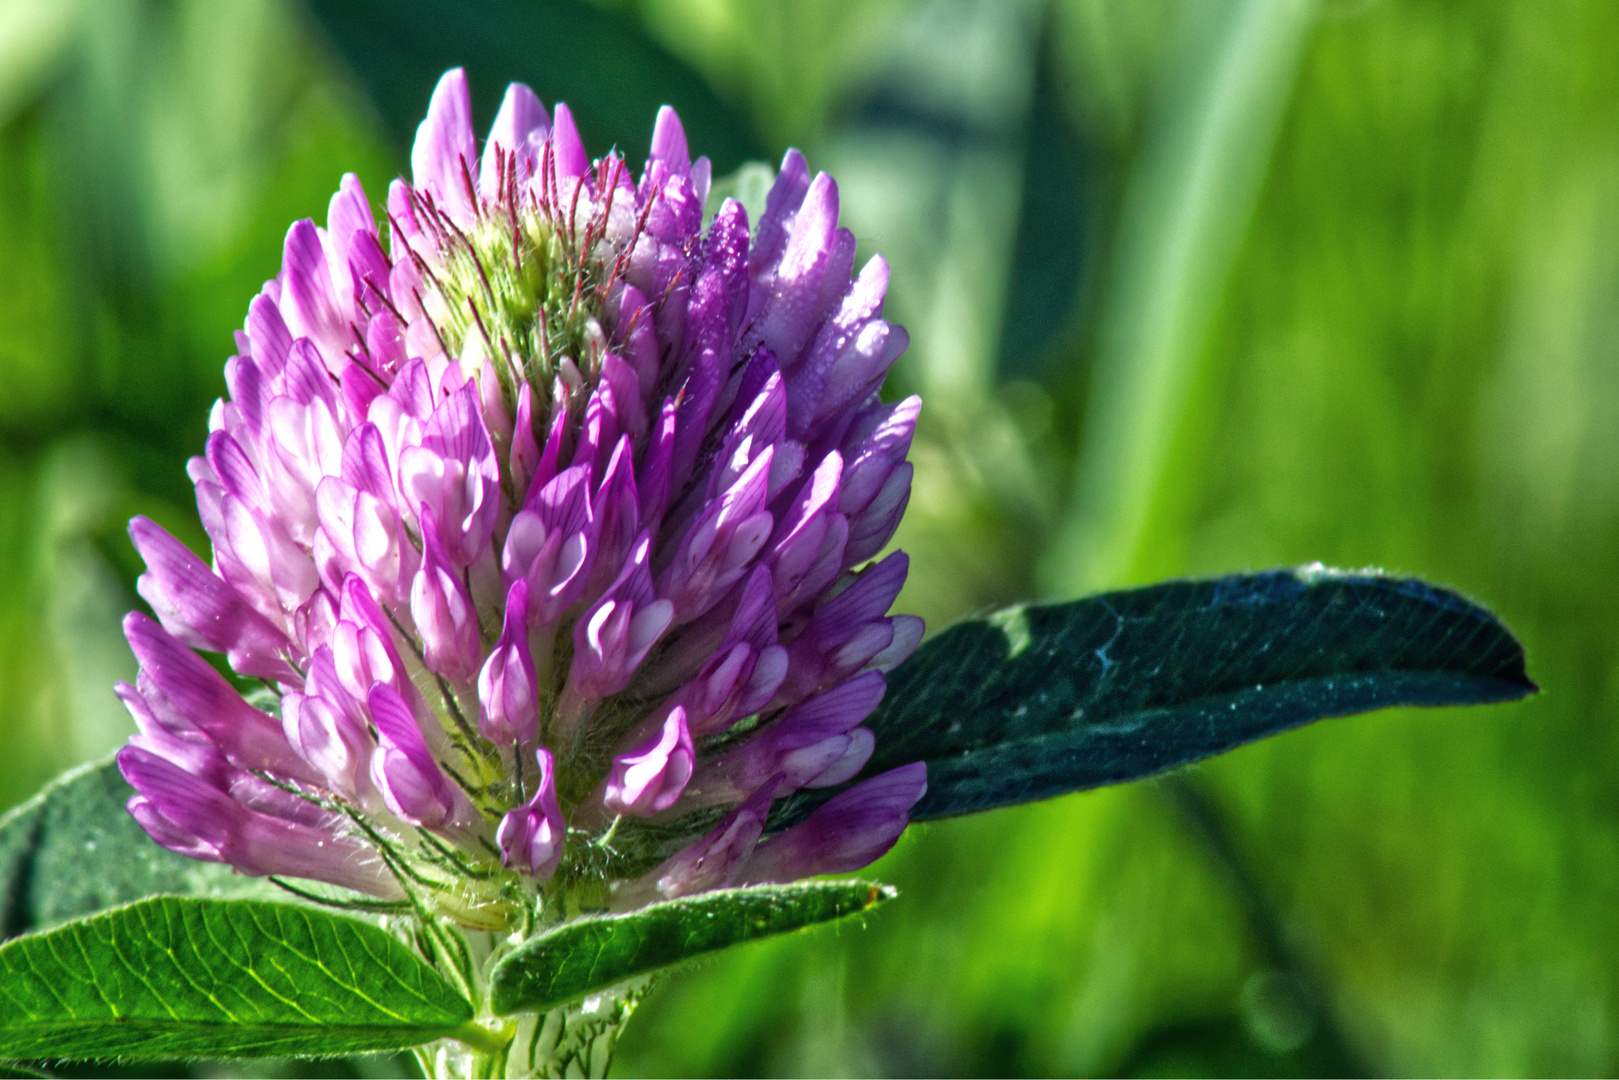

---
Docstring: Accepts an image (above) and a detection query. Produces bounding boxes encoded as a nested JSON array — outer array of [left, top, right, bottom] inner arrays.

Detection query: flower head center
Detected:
[[402, 150, 637, 427]]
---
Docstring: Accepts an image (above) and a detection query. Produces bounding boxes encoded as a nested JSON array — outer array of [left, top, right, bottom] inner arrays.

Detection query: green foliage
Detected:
[[617, 1, 1619, 1076], [0, 897, 483, 1061], [0, 0, 1604, 1075], [302, 0, 763, 173], [0, 758, 277, 938], [777, 568, 1533, 825], [490, 882, 893, 1016], [0, 0, 398, 815]]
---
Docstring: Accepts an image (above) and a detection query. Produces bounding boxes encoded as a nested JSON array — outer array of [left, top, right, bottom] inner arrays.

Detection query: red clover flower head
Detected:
[[117, 68, 926, 927]]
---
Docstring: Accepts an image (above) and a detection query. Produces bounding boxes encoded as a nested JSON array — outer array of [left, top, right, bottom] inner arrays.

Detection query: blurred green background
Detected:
[[0, 0, 1614, 1075]]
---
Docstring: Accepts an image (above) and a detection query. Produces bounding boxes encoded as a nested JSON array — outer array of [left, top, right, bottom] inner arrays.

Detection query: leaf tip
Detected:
[[863, 882, 898, 910]]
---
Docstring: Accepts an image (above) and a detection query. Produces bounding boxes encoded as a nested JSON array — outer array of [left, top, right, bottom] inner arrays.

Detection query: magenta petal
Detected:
[[804, 726, 874, 788], [224, 356, 268, 429], [687, 670, 885, 805], [658, 450, 776, 624], [411, 67, 478, 224], [600, 353, 648, 442], [669, 345, 722, 492], [604, 706, 695, 816], [767, 451, 842, 604], [703, 199, 751, 339], [246, 292, 293, 378], [567, 533, 673, 701], [281, 690, 372, 801], [481, 82, 550, 202], [614, 285, 661, 398], [586, 436, 642, 595], [333, 576, 413, 699], [648, 105, 691, 177], [775, 551, 914, 703], [874, 615, 924, 671], [755, 172, 841, 364], [570, 378, 622, 485], [748, 148, 812, 286], [839, 395, 920, 515], [844, 462, 912, 564], [511, 381, 542, 499], [741, 762, 927, 883], [409, 505, 485, 682], [637, 398, 677, 533], [479, 579, 538, 745], [783, 668, 886, 734], [123, 613, 318, 784], [315, 476, 415, 605], [550, 102, 589, 181], [403, 380, 500, 569], [497, 748, 566, 880], [367, 683, 480, 844], [119, 744, 401, 898], [130, 517, 296, 682], [278, 220, 349, 365], [345, 228, 392, 318], [648, 774, 781, 900], [327, 173, 376, 260], [505, 464, 597, 626]]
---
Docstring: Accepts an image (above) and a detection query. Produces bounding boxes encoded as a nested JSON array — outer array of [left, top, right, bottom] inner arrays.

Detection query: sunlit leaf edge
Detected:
[[490, 880, 893, 1016]]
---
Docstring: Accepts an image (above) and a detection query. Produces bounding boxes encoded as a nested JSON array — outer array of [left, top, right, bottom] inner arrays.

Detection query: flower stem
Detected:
[[453, 1020, 516, 1058]]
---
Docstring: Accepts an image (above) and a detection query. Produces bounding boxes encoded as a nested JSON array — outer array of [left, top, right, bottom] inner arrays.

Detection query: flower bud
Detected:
[[498, 748, 565, 880], [479, 579, 538, 745], [740, 763, 927, 884], [409, 506, 484, 683], [604, 706, 695, 816]]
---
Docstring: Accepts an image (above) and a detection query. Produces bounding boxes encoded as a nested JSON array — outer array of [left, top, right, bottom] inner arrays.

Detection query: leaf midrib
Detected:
[[0, 1020, 465, 1035]]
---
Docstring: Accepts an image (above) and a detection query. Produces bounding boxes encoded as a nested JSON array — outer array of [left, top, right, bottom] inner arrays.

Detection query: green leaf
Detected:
[[490, 881, 893, 1016], [302, 0, 765, 174], [775, 567, 1535, 825], [705, 161, 777, 226], [0, 896, 487, 1061], [0, 756, 277, 938]]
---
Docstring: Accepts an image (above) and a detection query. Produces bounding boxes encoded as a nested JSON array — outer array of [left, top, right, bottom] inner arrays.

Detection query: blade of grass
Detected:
[[1042, 0, 1316, 596]]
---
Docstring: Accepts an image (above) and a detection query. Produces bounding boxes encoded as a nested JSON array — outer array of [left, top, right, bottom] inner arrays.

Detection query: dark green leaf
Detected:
[[775, 567, 1535, 825], [0, 757, 276, 939], [490, 880, 893, 1016], [995, 11, 1087, 382], [301, 0, 765, 173], [0, 897, 488, 1061]]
